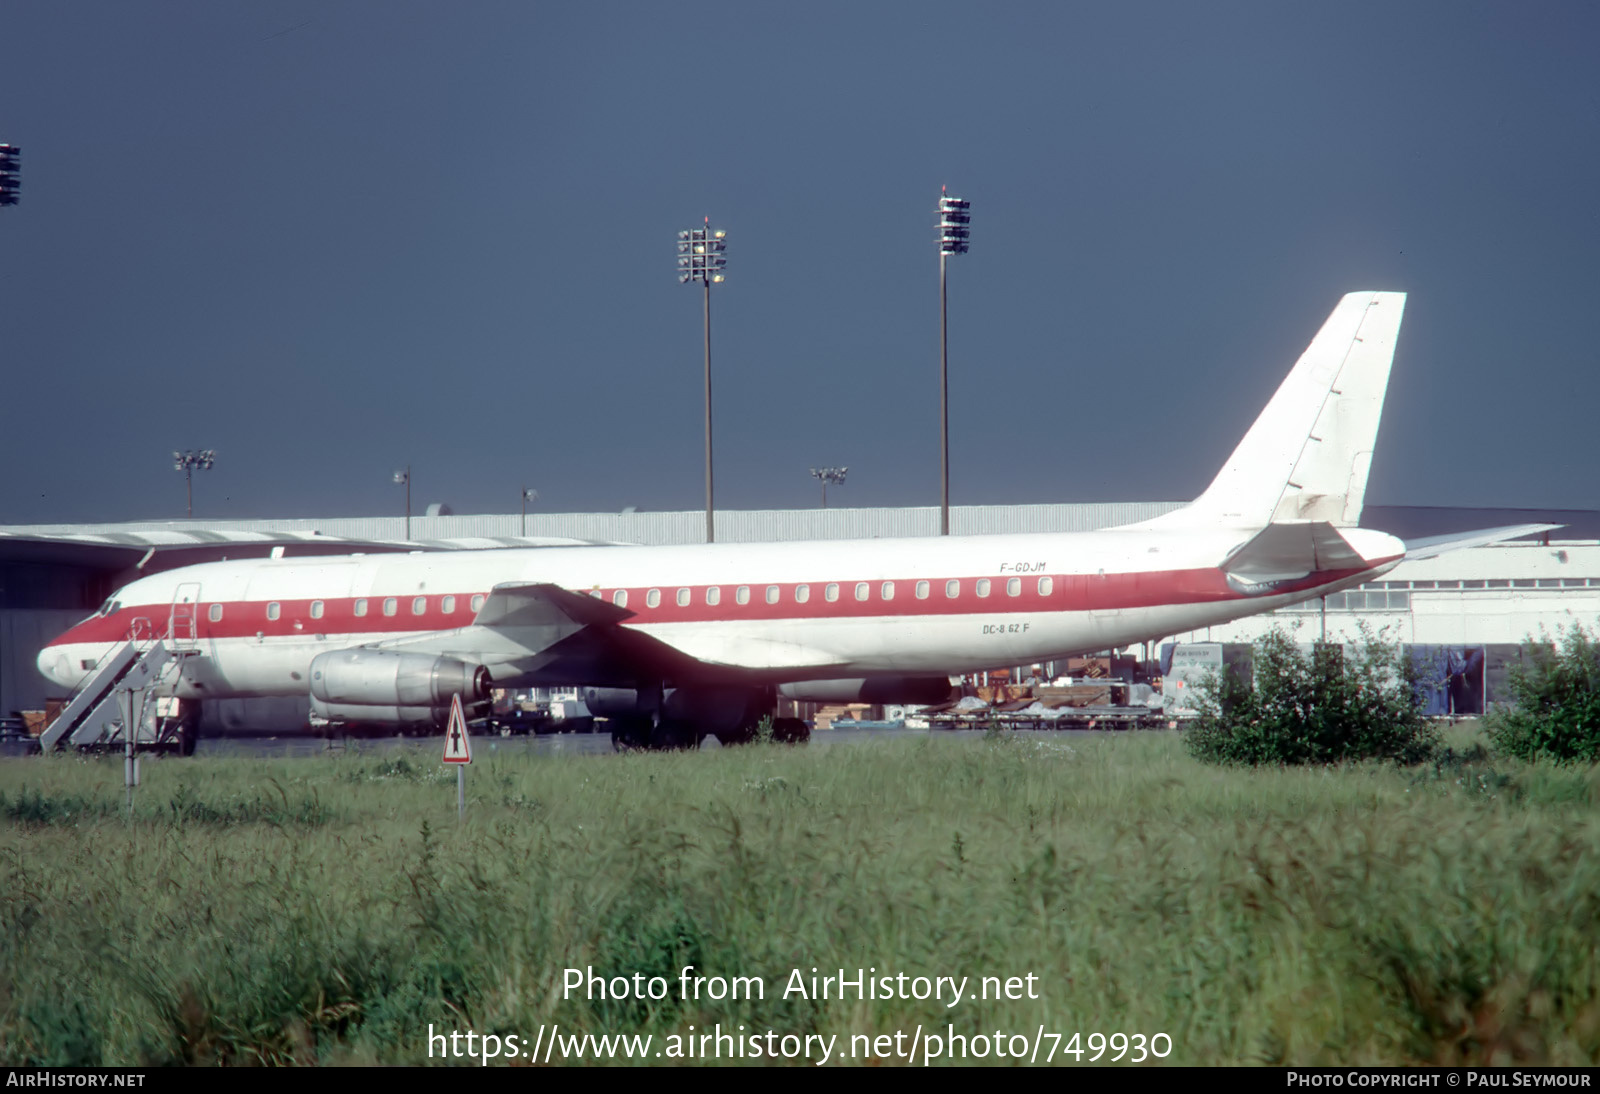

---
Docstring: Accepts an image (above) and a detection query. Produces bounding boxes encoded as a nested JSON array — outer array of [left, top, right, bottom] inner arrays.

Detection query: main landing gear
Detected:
[[607, 713, 812, 751]]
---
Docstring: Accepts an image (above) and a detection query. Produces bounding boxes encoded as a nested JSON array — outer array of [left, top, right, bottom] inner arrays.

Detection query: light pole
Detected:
[[172, 449, 216, 518], [520, 487, 539, 536], [809, 466, 848, 508], [678, 218, 727, 543], [393, 466, 411, 540], [938, 189, 970, 536]]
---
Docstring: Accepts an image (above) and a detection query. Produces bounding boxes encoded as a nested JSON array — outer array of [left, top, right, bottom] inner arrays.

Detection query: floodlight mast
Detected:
[[938, 189, 970, 536], [393, 466, 411, 540], [809, 466, 848, 508], [677, 218, 727, 543], [172, 449, 216, 518], [521, 486, 539, 536]]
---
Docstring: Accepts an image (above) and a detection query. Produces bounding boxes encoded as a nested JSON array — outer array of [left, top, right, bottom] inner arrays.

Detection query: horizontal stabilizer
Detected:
[[1403, 523, 1562, 560], [1222, 522, 1365, 585]]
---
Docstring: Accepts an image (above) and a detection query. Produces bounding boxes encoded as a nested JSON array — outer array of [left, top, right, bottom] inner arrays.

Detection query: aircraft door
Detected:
[[170, 582, 202, 647]]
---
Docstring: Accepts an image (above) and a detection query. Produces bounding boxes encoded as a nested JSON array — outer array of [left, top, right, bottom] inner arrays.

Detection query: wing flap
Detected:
[[656, 633, 847, 671]]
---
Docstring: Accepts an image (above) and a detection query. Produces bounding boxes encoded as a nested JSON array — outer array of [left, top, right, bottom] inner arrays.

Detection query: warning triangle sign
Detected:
[[442, 694, 472, 764]]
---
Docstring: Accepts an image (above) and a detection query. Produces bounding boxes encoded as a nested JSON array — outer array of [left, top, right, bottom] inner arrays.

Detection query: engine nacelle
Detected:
[[310, 649, 490, 708], [309, 700, 455, 730], [582, 685, 768, 735], [777, 676, 957, 704], [581, 687, 659, 718]]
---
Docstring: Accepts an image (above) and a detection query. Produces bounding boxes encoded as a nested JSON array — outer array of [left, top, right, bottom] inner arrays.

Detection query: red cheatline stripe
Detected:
[[49, 564, 1376, 647]]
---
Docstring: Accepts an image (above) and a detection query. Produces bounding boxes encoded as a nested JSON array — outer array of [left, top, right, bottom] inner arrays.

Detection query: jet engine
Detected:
[[308, 649, 490, 728], [777, 676, 957, 705]]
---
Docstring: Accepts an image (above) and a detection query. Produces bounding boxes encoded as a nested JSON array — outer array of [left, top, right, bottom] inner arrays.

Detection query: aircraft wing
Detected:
[[657, 633, 846, 671], [1401, 523, 1562, 560], [471, 582, 634, 628], [370, 581, 843, 683]]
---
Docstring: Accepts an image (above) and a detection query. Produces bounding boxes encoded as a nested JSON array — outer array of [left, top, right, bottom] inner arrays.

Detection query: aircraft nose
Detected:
[[37, 646, 76, 690]]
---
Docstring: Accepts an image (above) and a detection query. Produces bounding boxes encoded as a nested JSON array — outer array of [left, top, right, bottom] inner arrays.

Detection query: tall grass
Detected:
[[1, 731, 1597, 1065]]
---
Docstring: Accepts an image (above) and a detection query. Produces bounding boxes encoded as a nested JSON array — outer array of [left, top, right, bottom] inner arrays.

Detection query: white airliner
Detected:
[[34, 291, 1517, 748]]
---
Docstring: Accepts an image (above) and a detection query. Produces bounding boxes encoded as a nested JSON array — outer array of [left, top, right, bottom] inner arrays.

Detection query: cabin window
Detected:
[[881, 581, 895, 600], [310, 600, 324, 619], [946, 580, 960, 598], [1038, 576, 1054, 596], [383, 597, 398, 616], [354, 598, 368, 617], [976, 578, 991, 598], [613, 589, 628, 608], [825, 583, 839, 602], [470, 594, 485, 612], [588, 589, 603, 599], [706, 586, 720, 606], [795, 584, 810, 603], [676, 588, 691, 607], [208, 604, 223, 622], [855, 582, 869, 601], [266, 602, 281, 621], [915, 580, 930, 599], [736, 585, 750, 605], [413, 596, 426, 615], [442, 595, 456, 613], [646, 588, 661, 608], [765, 585, 780, 604], [1007, 578, 1021, 597]]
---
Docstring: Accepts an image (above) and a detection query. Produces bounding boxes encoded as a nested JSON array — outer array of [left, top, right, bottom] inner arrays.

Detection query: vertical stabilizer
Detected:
[[1136, 291, 1405, 530]]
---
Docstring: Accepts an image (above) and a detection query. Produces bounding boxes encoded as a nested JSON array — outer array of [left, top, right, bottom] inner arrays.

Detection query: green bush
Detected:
[[1486, 625, 1600, 765], [1185, 625, 1438, 766]]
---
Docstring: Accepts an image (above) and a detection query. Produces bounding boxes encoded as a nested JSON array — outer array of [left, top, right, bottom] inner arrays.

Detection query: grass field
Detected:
[[2, 727, 1598, 1066]]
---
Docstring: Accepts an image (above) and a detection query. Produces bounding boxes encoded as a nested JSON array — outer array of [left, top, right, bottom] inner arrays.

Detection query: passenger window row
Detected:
[[216, 577, 1056, 625], [606, 575, 1056, 610], [211, 593, 489, 624]]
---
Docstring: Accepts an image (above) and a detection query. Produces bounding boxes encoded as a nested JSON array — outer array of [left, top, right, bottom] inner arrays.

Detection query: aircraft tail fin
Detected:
[[1135, 291, 1406, 531]]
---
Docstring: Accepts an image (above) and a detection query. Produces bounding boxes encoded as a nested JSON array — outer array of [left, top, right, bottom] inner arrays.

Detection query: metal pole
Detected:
[[1320, 596, 1327, 643], [822, 480, 828, 508], [521, 487, 527, 537], [704, 279, 715, 544], [185, 468, 193, 519], [405, 465, 411, 541], [457, 765, 464, 822], [939, 251, 950, 536]]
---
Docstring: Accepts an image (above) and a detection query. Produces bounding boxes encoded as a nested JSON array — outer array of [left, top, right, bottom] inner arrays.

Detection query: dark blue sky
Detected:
[[1, 2, 1596, 524]]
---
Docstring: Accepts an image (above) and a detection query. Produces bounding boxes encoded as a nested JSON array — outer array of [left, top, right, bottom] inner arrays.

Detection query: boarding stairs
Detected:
[[39, 592, 203, 752]]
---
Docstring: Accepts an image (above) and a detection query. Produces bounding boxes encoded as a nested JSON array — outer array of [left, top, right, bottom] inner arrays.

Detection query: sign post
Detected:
[[442, 693, 472, 821], [116, 687, 145, 820]]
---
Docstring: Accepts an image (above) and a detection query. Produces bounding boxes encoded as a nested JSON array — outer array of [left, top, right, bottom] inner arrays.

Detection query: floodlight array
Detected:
[[172, 449, 216, 473], [677, 226, 728, 284], [938, 195, 970, 255]]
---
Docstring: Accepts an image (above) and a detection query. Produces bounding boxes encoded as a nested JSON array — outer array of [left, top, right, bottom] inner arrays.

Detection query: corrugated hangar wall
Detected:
[[2, 502, 1187, 546]]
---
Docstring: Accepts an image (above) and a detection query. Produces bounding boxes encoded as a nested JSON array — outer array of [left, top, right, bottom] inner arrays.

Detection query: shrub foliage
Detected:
[[1486, 624, 1600, 765], [1185, 625, 1438, 766]]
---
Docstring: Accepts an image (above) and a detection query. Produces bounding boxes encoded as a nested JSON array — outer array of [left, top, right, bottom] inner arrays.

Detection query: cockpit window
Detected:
[[98, 599, 121, 617]]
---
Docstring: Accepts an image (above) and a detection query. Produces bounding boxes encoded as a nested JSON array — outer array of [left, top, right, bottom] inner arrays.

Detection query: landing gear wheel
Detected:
[[713, 725, 757, 746], [609, 716, 652, 752], [648, 718, 699, 751], [773, 717, 810, 744]]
